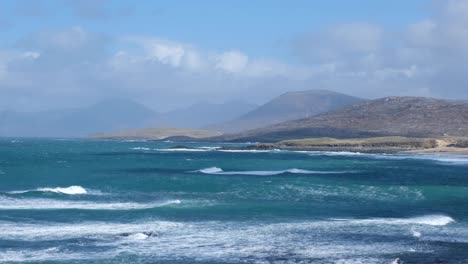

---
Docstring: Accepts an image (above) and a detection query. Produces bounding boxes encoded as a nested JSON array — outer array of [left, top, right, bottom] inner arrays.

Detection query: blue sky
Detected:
[[0, 0, 467, 111], [1, 0, 428, 60]]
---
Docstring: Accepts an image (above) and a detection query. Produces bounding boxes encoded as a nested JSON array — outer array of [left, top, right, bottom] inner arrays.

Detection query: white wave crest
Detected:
[[196, 167, 351, 175], [198, 167, 223, 173], [198, 146, 221, 150], [0, 196, 181, 210], [411, 228, 422, 238], [131, 147, 151, 151], [7, 186, 90, 195], [156, 148, 208, 152], [38, 186, 88, 195], [0, 219, 428, 263], [125, 232, 152, 240], [415, 155, 468, 165], [307, 151, 468, 166], [0, 220, 181, 241], [332, 214, 455, 226], [218, 149, 280, 153]]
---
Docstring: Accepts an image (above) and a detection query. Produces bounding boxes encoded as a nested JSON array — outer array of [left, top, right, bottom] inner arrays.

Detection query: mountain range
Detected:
[[0, 99, 256, 137], [208, 90, 364, 132], [3, 90, 468, 141], [217, 96, 468, 142], [0, 99, 158, 137]]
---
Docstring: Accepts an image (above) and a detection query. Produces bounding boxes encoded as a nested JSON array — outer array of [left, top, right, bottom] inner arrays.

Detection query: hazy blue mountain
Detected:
[[208, 90, 365, 133], [0, 99, 159, 137], [159, 100, 258, 129], [0, 99, 258, 137]]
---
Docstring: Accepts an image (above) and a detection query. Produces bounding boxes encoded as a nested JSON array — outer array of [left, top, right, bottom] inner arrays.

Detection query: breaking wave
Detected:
[[7, 186, 92, 195], [130, 147, 151, 151], [196, 167, 353, 175], [0, 196, 181, 210], [0, 218, 439, 263], [331, 214, 455, 226]]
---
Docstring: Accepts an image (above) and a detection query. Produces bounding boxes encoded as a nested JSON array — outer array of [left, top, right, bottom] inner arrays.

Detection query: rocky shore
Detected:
[[170, 136, 468, 154]]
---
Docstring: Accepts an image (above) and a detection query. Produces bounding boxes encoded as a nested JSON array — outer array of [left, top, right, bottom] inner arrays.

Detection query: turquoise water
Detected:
[[1, 139, 468, 263]]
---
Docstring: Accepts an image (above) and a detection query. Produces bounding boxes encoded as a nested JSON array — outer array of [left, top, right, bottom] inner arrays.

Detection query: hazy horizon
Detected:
[[1, 0, 468, 113]]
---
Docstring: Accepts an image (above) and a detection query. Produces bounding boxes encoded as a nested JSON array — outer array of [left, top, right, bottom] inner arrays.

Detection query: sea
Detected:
[[1, 138, 468, 264]]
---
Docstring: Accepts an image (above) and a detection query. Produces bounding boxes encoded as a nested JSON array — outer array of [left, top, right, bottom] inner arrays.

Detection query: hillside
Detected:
[[90, 127, 222, 140], [217, 96, 468, 142], [208, 89, 364, 132]]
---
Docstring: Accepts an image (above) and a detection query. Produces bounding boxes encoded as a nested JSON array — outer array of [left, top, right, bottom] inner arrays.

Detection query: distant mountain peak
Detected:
[[208, 89, 365, 133]]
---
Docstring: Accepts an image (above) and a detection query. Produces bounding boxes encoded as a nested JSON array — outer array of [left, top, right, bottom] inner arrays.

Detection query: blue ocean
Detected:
[[1, 138, 468, 263]]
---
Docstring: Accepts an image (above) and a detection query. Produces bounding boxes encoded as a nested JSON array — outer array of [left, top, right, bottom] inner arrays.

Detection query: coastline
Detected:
[[200, 136, 468, 155], [403, 146, 468, 155], [167, 143, 468, 155]]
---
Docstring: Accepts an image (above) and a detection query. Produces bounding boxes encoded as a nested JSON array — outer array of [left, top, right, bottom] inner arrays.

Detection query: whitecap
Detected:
[[331, 214, 454, 226], [198, 146, 221, 150], [0, 196, 181, 210], [0, 220, 181, 241], [196, 167, 352, 175], [313, 151, 364, 156], [156, 148, 208, 152], [414, 155, 468, 165], [7, 185, 90, 195], [0, 219, 428, 262], [38, 186, 88, 195], [218, 149, 279, 153], [411, 228, 422, 238], [305, 151, 468, 166], [125, 232, 151, 240], [198, 167, 223, 174], [131, 147, 151, 151]]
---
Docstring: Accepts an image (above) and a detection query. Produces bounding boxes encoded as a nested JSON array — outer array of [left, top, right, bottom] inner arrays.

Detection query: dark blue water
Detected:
[[1, 138, 468, 263]]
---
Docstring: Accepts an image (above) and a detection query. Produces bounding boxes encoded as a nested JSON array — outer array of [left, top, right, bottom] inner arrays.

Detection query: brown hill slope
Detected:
[[218, 96, 468, 142]]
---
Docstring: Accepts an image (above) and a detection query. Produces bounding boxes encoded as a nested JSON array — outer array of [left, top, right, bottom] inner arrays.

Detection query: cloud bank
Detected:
[[0, 0, 468, 111]]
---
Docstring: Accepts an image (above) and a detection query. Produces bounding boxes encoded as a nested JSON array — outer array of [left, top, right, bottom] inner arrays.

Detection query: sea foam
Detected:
[[308, 151, 468, 166], [332, 214, 455, 226], [0, 219, 428, 263], [196, 167, 351, 175], [8, 185, 89, 195], [130, 147, 151, 151], [0, 196, 181, 210]]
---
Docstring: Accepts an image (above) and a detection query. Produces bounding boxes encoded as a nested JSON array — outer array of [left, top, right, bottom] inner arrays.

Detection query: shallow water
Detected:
[[0, 138, 467, 263]]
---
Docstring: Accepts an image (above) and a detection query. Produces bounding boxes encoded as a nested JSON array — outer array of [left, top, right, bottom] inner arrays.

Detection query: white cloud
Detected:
[[126, 37, 310, 80], [215, 51, 248, 73], [2, 0, 468, 111], [143, 39, 186, 67]]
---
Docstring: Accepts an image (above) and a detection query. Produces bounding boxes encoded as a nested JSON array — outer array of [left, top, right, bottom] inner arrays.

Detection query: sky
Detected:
[[0, 0, 467, 112]]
